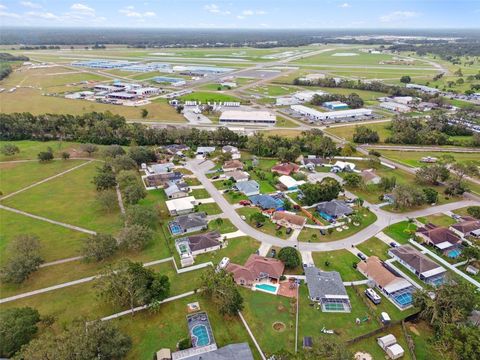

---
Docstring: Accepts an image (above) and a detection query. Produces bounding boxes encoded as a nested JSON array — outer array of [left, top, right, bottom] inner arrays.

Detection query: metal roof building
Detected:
[[291, 105, 372, 121], [219, 110, 276, 126]]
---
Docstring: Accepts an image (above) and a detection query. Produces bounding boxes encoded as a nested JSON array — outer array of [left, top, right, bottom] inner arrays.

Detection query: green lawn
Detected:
[[207, 218, 237, 234], [0, 159, 87, 195], [311, 250, 365, 281], [325, 121, 392, 143], [276, 116, 300, 128], [298, 208, 377, 242], [196, 203, 222, 215], [379, 150, 480, 168], [356, 237, 391, 261], [0, 140, 97, 161], [236, 207, 290, 240], [184, 177, 201, 186], [239, 287, 296, 356], [179, 91, 242, 103], [383, 221, 417, 244], [417, 213, 456, 227], [298, 284, 380, 343], [223, 190, 249, 204], [1, 161, 124, 234], [190, 188, 210, 199], [193, 236, 260, 266]]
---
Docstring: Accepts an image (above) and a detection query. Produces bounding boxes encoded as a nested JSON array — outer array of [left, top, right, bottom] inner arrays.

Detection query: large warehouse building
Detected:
[[219, 110, 276, 126], [291, 105, 372, 121]]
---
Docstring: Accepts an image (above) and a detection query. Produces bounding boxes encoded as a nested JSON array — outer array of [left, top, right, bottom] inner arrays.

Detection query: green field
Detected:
[[236, 207, 290, 239], [383, 221, 417, 244], [325, 121, 392, 142], [379, 150, 480, 168], [179, 91, 242, 103], [311, 250, 365, 281], [356, 237, 391, 261]]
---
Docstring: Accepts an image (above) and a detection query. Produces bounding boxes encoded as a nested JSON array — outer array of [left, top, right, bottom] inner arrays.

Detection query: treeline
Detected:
[[293, 77, 443, 103], [18, 45, 60, 50], [389, 42, 480, 62], [310, 93, 364, 109], [0, 63, 12, 81], [0, 52, 29, 61]]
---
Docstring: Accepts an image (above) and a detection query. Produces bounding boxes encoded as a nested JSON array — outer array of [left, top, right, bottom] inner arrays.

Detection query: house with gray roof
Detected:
[[168, 212, 208, 235], [316, 200, 353, 220], [165, 182, 189, 199], [235, 180, 260, 196], [175, 231, 223, 267], [305, 267, 351, 312]]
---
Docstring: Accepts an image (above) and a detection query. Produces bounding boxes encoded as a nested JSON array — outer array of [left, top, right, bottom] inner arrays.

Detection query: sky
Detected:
[[0, 0, 479, 28]]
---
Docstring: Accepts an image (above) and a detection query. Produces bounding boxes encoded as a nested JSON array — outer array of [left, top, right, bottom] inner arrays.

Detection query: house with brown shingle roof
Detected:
[[450, 220, 480, 238], [360, 169, 381, 185], [226, 254, 285, 286], [389, 245, 446, 286], [175, 231, 224, 267], [271, 211, 306, 230], [357, 256, 414, 309], [222, 160, 244, 172], [271, 163, 300, 176], [416, 224, 462, 257]]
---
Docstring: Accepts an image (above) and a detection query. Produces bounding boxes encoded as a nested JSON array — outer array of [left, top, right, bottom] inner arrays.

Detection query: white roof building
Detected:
[[166, 196, 196, 216], [392, 96, 414, 104], [377, 334, 397, 350], [292, 90, 327, 102], [386, 344, 405, 359], [219, 110, 276, 126], [380, 102, 411, 113], [291, 105, 372, 121], [278, 175, 304, 189]]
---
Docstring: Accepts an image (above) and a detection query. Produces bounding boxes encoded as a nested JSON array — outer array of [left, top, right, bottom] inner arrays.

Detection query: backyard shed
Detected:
[[386, 343, 405, 359], [377, 334, 397, 350]]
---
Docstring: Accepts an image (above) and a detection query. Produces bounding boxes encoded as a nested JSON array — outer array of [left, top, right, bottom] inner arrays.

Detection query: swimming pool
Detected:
[[191, 324, 210, 347], [447, 249, 461, 258], [254, 283, 279, 295], [169, 222, 183, 235], [393, 293, 413, 307]]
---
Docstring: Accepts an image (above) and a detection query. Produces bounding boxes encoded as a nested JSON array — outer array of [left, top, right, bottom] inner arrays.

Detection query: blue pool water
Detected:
[[255, 283, 278, 293], [191, 324, 210, 347], [169, 222, 182, 235], [319, 211, 334, 221], [447, 249, 461, 258], [394, 293, 413, 307]]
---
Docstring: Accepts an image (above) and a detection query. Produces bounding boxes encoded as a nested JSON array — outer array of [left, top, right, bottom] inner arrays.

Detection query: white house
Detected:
[[166, 196, 196, 216], [331, 161, 355, 173]]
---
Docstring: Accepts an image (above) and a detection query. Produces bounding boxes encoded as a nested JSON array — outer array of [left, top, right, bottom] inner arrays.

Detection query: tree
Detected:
[[123, 183, 147, 205], [250, 212, 266, 224], [299, 177, 342, 206], [102, 144, 126, 159], [415, 165, 450, 185], [200, 268, 243, 316], [81, 233, 118, 262], [444, 179, 468, 196], [0, 307, 41, 357], [16, 320, 132, 360], [128, 146, 156, 165], [343, 173, 362, 188], [93, 164, 117, 191], [118, 225, 153, 251], [141, 109, 148, 118], [61, 151, 70, 160], [278, 247, 301, 269], [0, 143, 19, 156], [0, 235, 43, 284], [116, 170, 139, 190], [392, 185, 425, 209], [96, 260, 170, 313], [461, 245, 480, 264], [352, 126, 379, 144], [423, 188, 439, 204], [451, 161, 479, 181], [303, 336, 353, 360], [379, 176, 396, 192], [110, 155, 138, 172], [80, 143, 98, 157], [96, 190, 118, 213], [37, 149, 53, 162], [340, 143, 355, 157], [400, 75, 412, 84], [442, 324, 480, 360], [467, 206, 480, 219], [125, 205, 157, 228]]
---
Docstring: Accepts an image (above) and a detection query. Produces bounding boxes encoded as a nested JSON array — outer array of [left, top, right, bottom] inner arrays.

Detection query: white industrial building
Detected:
[[292, 90, 328, 102], [380, 102, 411, 113], [392, 96, 415, 105], [219, 110, 276, 126], [406, 83, 440, 94], [291, 105, 372, 121]]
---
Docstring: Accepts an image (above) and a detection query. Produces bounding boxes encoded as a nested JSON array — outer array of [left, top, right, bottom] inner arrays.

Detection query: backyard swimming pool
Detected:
[[393, 292, 413, 307], [446, 248, 461, 258], [191, 324, 210, 347], [254, 283, 279, 295]]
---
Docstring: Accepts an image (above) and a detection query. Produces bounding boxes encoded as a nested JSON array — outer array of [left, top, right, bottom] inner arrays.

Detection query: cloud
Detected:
[[339, 3, 350, 8], [241, 9, 266, 16], [20, 1, 42, 9], [204, 4, 230, 15], [0, 4, 7, 10], [0, 9, 21, 18], [119, 6, 156, 18], [70, 3, 95, 14], [26, 11, 59, 20], [380, 11, 419, 23]]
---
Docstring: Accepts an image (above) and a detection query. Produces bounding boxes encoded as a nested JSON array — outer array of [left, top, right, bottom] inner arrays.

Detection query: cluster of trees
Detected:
[[0, 235, 43, 284], [0, 63, 12, 80], [299, 177, 342, 206], [414, 282, 480, 360], [389, 42, 480, 62], [392, 185, 439, 209], [0, 143, 20, 156], [467, 206, 480, 219], [0, 307, 41, 357], [310, 93, 364, 109], [352, 126, 380, 144], [0, 52, 30, 61], [0, 53, 30, 80], [278, 247, 301, 269]]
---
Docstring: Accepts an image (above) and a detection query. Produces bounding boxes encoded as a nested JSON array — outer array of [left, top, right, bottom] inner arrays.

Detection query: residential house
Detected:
[[226, 254, 285, 286], [196, 147, 215, 158], [143, 172, 183, 189], [235, 180, 260, 196], [357, 256, 415, 309], [305, 267, 351, 312], [164, 182, 189, 199], [361, 169, 381, 185], [175, 231, 223, 267], [161, 144, 190, 156], [249, 194, 284, 210], [450, 219, 480, 238], [416, 224, 462, 258], [168, 212, 208, 235], [302, 157, 326, 170], [278, 175, 303, 191], [227, 170, 250, 182], [222, 160, 244, 172], [330, 161, 355, 173], [271, 211, 306, 230], [389, 245, 447, 286], [271, 163, 300, 176], [147, 162, 175, 174], [222, 145, 241, 160], [316, 200, 353, 220], [166, 196, 196, 216]]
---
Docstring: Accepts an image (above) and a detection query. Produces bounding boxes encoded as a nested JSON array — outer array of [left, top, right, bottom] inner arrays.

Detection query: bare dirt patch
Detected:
[[272, 321, 286, 332]]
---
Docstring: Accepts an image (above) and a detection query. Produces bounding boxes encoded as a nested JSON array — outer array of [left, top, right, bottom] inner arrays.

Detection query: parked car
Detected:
[[389, 242, 398, 248], [270, 249, 277, 257], [286, 228, 292, 235], [239, 200, 251, 206], [293, 204, 301, 210], [212, 175, 219, 180], [275, 224, 282, 230], [357, 252, 367, 260], [320, 229, 326, 236], [240, 215, 246, 221], [256, 222, 264, 228]]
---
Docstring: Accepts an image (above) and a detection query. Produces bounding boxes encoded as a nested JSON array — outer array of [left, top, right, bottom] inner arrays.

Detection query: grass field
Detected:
[[193, 236, 259, 266], [196, 202, 222, 215], [0, 159, 87, 195], [311, 250, 365, 281], [294, 49, 401, 66], [383, 221, 417, 244], [236, 207, 290, 239], [417, 213, 456, 227], [379, 150, 480, 168], [325, 121, 392, 142], [356, 237, 391, 261], [1, 161, 124, 234], [179, 91, 242, 103], [0, 140, 100, 161]]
